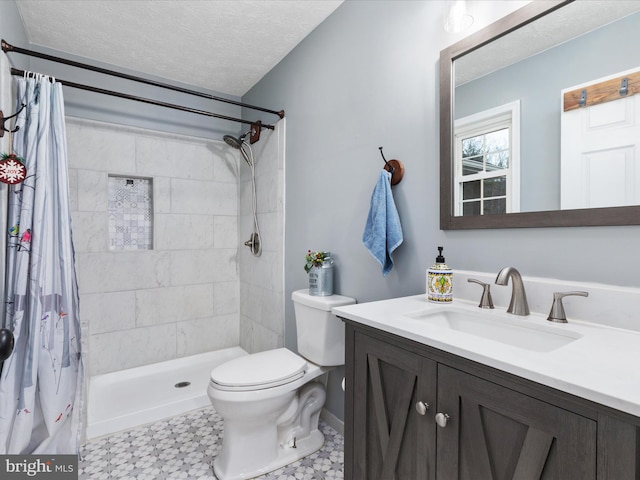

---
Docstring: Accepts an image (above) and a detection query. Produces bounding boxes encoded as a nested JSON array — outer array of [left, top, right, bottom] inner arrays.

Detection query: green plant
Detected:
[[304, 250, 326, 273]]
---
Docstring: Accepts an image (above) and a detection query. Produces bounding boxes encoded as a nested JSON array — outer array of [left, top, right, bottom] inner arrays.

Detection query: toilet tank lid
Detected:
[[291, 289, 356, 311]]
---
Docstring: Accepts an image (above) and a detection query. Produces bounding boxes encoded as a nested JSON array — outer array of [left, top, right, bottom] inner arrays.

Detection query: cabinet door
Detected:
[[436, 365, 597, 480], [351, 332, 437, 480]]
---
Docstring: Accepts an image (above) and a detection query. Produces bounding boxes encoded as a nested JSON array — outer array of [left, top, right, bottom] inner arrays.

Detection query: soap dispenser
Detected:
[[427, 246, 453, 303]]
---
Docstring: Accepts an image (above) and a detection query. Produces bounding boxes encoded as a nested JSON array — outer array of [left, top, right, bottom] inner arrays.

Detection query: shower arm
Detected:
[[248, 122, 262, 144]]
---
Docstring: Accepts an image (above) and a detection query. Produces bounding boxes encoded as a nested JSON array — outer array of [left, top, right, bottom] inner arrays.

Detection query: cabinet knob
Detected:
[[435, 412, 450, 428], [415, 401, 430, 415]]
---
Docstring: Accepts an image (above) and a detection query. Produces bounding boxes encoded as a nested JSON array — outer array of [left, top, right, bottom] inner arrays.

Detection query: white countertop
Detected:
[[333, 294, 640, 418]]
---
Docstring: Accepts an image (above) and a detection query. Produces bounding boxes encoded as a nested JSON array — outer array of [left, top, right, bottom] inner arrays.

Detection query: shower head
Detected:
[[223, 134, 243, 149], [223, 132, 253, 167], [223, 131, 250, 150]]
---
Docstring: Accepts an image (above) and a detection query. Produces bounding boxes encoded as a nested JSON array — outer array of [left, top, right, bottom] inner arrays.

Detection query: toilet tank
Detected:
[[292, 289, 356, 366]]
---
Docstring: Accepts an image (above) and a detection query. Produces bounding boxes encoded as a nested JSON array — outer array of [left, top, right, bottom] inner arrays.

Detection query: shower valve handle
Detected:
[[244, 233, 261, 256]]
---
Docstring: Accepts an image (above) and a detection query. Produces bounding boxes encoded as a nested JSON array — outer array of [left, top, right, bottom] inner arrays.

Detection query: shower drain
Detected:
[[174, 381, 191, 388]]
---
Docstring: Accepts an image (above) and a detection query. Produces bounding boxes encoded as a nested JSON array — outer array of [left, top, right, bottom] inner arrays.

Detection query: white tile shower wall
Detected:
[[239, 121, 286, 354], [66, 117, 241, 375]]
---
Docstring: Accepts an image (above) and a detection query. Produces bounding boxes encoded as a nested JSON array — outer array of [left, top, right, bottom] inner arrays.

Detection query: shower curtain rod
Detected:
[[9, 67, 274, 131], [1, 39, 284, 120]]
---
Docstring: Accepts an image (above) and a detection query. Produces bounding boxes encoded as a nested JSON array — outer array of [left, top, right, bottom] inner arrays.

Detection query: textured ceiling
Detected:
[[15, 0, 343, 96], [456, 0, 640, 86]]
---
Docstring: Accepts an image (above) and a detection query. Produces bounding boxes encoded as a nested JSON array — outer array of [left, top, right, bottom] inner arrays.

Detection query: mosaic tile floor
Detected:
[[79, 406, 344, 480]]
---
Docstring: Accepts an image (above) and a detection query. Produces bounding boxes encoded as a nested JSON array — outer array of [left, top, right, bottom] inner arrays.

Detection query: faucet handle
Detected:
[[547, 291, 589, 323], [467, 279, 494, 309]]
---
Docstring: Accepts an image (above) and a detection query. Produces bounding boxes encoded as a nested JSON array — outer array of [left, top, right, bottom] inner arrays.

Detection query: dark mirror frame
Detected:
[[439, 0, 640, 229]]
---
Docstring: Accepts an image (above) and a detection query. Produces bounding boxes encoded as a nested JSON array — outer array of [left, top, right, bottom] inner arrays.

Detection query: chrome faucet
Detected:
[[495, 267, 530, 316]]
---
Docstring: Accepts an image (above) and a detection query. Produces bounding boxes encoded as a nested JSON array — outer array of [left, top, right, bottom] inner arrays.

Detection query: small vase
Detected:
[[308, 254, 334, 296]]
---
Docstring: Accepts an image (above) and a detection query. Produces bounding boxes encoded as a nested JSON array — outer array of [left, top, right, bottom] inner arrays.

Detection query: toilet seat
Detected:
[[210, 348, 307, 392]]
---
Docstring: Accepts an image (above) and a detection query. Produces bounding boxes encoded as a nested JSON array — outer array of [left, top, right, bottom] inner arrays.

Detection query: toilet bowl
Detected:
[[207, 289, 356, 480]]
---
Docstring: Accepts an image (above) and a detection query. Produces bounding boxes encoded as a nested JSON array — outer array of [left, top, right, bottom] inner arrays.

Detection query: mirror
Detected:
[[440, 0, 640, 229]]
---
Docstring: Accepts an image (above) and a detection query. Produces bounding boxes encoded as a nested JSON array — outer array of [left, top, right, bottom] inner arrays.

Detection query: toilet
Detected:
[[207, 289, 356, 480]]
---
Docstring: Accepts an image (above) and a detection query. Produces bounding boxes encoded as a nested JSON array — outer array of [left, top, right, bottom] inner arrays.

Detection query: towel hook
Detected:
[[378, 146, 404, 186], [379, 146, 393, 173], [0, 103, 25, 138]]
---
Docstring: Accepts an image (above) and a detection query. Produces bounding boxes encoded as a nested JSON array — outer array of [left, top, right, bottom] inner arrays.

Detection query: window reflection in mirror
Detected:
[[454, 102, 518, 216]]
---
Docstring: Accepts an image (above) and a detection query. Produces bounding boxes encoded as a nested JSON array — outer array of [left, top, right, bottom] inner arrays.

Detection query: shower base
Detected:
[[86, 347, 247, 440]]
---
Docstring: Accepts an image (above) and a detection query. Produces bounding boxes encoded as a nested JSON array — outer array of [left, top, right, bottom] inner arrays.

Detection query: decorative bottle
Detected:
[[309, 252, 334, 296], [427, 246, 453, 303]]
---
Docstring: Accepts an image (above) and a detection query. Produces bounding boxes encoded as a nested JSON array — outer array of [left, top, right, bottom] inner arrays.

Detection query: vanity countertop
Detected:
[[333, 295, 640, 418]]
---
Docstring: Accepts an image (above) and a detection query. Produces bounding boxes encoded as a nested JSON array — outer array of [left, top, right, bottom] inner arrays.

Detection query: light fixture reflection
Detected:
[[444, 0, 474, 33]]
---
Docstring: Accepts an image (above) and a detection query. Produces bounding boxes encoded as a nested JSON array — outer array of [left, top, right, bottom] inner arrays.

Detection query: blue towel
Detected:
[[362, 170, 403, 276]]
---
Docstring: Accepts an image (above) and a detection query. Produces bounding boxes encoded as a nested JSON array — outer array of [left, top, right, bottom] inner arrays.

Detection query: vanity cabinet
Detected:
[[437, 365, 595, 480], [344, 322, 640, 480], [351, 329, 437, 479]]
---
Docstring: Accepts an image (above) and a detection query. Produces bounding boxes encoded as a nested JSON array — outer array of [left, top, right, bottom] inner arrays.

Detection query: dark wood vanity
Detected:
[[343, 320, 640, 480]]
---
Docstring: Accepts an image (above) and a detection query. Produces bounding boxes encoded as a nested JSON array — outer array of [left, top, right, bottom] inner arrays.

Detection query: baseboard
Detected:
[[320, 408, 344, 436]]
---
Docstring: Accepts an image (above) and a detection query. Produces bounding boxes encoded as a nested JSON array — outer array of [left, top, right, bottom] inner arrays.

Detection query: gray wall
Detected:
[[243, 0, 640, 421], [0, 1, 28, 70], [456, 11, 640, 212]]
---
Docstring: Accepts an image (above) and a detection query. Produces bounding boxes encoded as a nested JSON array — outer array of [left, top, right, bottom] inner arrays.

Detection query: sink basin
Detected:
[[403, 307, 582, 352]]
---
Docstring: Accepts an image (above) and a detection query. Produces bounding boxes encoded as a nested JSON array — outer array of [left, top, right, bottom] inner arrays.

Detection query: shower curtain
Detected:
[[0, 74, 83, 454]]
